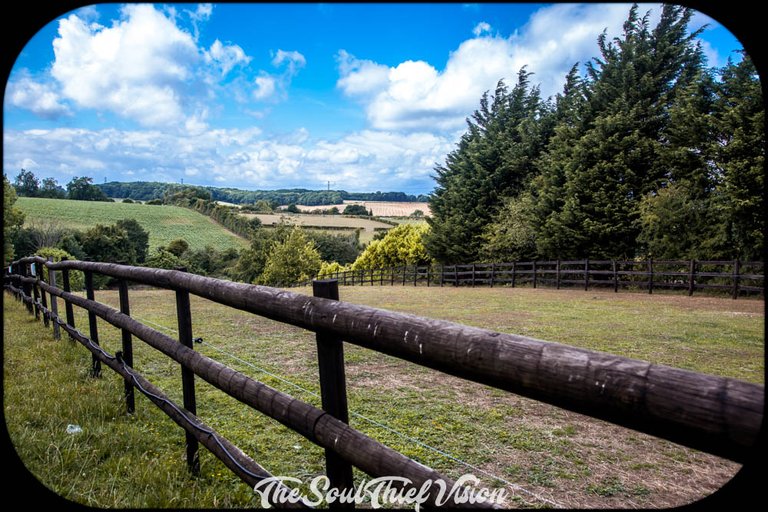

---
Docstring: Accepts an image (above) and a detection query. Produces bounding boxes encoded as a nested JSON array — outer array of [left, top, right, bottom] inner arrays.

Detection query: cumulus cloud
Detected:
[[472, 21, 491, 37], [204, 39, 251, 75], [5, 75, 70, 119], [4, 126, 451, 193], [51, 4, 200, 127], [337, 3, 648, 133], [251, 49, 306, 101]]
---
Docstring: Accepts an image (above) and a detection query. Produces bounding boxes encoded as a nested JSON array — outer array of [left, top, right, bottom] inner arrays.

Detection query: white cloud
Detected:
[[4, 126, 452, 193], [337, 3, 648, 133], [5, 75, 70, 119], [473, 21, 491, 37], [252, 49, 306, 102], [253, 75, 277, 100], [51, 4, 200, 127], [204, 39, 251, 75]]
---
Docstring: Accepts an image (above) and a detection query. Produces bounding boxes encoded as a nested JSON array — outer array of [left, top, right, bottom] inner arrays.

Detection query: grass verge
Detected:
[[3, 286, 762, 507]]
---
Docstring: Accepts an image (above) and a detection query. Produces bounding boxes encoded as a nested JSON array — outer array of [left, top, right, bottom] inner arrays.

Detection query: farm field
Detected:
[[241, 212, 396, 244], [4, 285, 762, 508], [294, 201, 431, 217], [16, 197, 249, 252]]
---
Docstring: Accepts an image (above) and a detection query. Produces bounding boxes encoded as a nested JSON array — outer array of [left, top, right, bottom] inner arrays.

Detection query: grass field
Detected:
[[3, 286, 762, 508], [16, 197, 249, 252], [242, 212, 397, 244]]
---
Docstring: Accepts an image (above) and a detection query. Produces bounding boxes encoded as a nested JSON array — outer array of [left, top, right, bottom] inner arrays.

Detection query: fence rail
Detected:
[[303, 259, 764, 299], [4, 255, 764, 505]]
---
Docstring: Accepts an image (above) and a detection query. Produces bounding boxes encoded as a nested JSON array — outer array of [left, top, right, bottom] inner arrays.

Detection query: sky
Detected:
[[2, 3, 748, 195]]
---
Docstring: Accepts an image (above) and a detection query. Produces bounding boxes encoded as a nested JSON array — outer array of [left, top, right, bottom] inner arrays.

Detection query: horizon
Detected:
[[4, 3, 748, 196]]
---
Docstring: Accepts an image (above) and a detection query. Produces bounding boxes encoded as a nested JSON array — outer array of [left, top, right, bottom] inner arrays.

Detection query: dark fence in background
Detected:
[[302, 259, 763, 299], [4, 255, 764, 506]]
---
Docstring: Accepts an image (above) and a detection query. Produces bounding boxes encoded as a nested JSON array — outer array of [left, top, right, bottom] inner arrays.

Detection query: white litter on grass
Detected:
[[66, 424, 82, 434]]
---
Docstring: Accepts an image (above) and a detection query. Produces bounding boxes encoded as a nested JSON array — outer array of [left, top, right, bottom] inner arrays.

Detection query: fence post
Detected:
[[31, 263, 41, 320], [413, 265, 418, 287], [648, 258, 654, 294], [440, 264, 445, 287], [584, 258, 590, 291], [489, 263, 495, 288], [688, 259, 696, 296], [732, 259, 740, 300], [471, 264, 476, 287], [511, 261, 517, 288], [118, 280, 135, 414], [379, 267, 383, 286], [61, 261, 76, 339], [613, 260, 619, 293], [47, 258, 61, 340], [426, 266, 431, 287], [84, 270, 101, 378], [453, 265, 458, 287], [38, 266, 49, 327], [174, 269, 199, 474], [21, 263, 33, 313], [312, 279, 354, 508], [556, 260, 561, 289], [532, 261, 537, 289]]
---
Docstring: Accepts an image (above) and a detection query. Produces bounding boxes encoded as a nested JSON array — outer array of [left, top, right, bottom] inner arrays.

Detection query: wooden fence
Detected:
[[305, 259, 763, 299], [4, 256, 764, 506]]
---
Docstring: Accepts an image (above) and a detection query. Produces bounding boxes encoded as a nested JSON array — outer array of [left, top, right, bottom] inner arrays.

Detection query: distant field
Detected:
[[295, 201, 431, 217], [242, 212, 396, 244], [16, 197, 249, 252]]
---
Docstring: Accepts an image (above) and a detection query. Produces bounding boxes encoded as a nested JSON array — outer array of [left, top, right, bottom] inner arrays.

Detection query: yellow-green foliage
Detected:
[[351, 224, 431, 270], [318, 261, 349, 278], [36, 247, 84, 291], [258, 227, 322, 286]]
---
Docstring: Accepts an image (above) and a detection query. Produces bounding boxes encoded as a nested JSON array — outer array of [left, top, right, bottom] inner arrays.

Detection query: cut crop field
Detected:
[[16, 197, 249, 252], [4, 285, 762, 508], [242, 212, 396, 244], [295, 201, 431, 217]]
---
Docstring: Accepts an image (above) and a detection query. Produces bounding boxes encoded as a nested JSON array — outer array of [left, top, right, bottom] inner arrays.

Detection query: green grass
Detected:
[[17, 197, 249, 252], [242, 212, 394, 244], [4, 286, 762, 508]]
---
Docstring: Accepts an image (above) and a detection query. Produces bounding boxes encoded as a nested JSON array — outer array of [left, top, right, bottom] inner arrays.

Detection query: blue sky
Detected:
[[3, 3, 746, 195]]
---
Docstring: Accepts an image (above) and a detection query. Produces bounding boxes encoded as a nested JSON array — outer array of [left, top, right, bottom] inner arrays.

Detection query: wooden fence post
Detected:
[[556, 260, 561, 289], [175, 270, 199, 474], [61, 261, 76, 339], [511, 261, 517, 288], [426, 266, 431, 287], [21, 263, 33, 313], [312, 279, 354, 508], [532, 261, 537, 289], [47, 258, 61, 340], [402, 265, 407, 286], [648, 258, 654, 294], [471, 264, 476, 287], [453, 265, 458, 287], [118, 280, 135, 414], [413, 265, 418, 287], [613, 260, 619, 293], [440, 264, 445, 287], [31, 263, 41, 320], [84, 270, 101, 377], [732, 259, 740, 300], [584, 258, 590, 291], [490, 263, 495, 288], [38, 267, 49, 327], [688, 260, 696, 296]]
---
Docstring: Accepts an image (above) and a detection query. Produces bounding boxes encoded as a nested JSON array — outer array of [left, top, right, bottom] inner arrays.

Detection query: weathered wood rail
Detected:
[[4, 255, 764, 506], [305, 259, 763, 299]]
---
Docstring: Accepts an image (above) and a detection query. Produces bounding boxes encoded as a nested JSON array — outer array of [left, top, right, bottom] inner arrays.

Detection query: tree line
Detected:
[[97, 181, 428, 205], [12, 170, 112, 202], [426, 5, 763, 264]]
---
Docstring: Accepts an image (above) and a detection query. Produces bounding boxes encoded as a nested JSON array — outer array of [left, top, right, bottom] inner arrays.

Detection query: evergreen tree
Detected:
[[713, 53, 764, 260], [4, 174, 25, 265], [427, 70, 548, 263], [534, 5, 705, 258]]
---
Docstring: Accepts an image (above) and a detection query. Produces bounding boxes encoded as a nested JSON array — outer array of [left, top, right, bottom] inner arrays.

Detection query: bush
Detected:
[[258, 227, 322, 286], [36, 247, 84, 291]]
